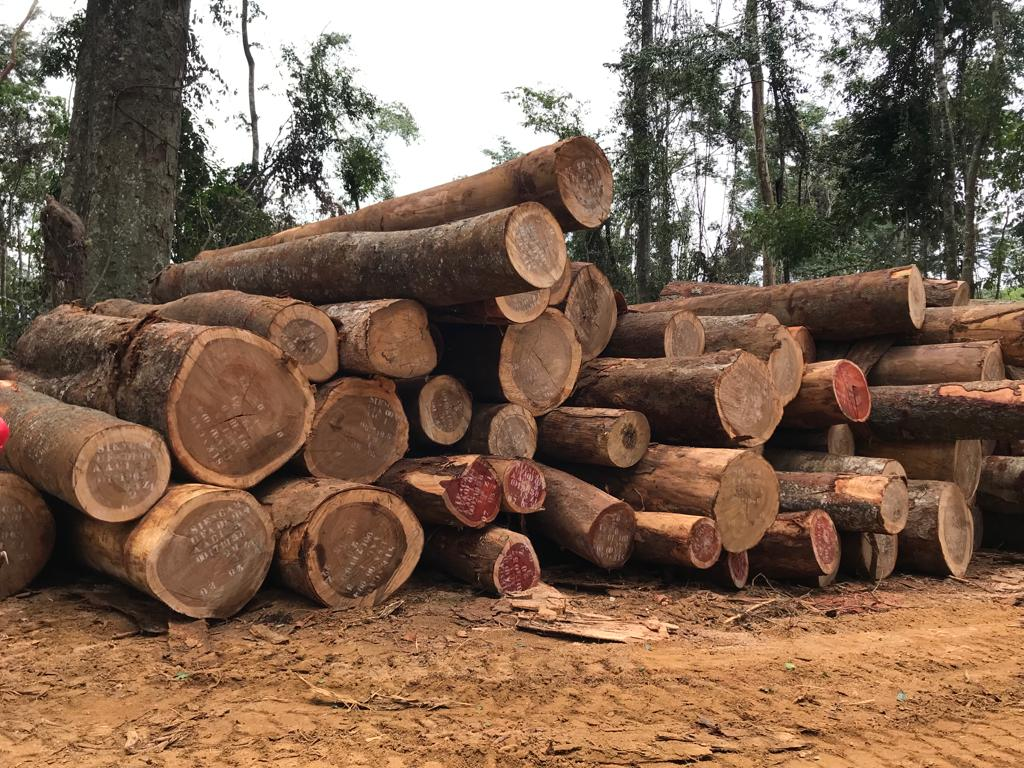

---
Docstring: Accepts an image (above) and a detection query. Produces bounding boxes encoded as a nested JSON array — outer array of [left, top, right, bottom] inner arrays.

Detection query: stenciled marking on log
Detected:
[[428, 384, 467, 435], [562, 156, 606, 213], [493, 412, 535, 456], [316, 503, 405, 598], [357, 396, 402, 460], [186, 371, 270, 470], [690, 519, 721, 565], [86, 440, 160, 508], [279, 318, 328, 364], [503, 462, 545, 511], [496, 542, 539, 593], [445, 461, 500, 525], [510, 212, 558, 277], [811, 514, 839, 571], [590, 507, 634, 567]]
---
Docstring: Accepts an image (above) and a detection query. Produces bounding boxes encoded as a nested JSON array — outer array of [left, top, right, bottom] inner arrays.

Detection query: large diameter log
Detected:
[[537, 407, 650, 468], [377, 456, 501, 528], [484, 457, 547, 515], [438, 309, 582, 415], [554, 262, 618, 361], [153, 204, 568, 306], [257, 477, 423, 608], [423, 525, 541, 595], [547, 261, 573, 306], [869, 341, 1004, 385], [707, 550, 749, 589], [532, 465, 636, 568], [635, 267, 926, 340], [69, 484, 274, 618], [840, 532, 898, 580], [633, 513, 722, 570], [602, 310, 705, 358], [320, 300, 436, 379], [898, 480, 973, 577], [781, 360, 871, 429], [867, 380, 1024, 441], [0, 474, 55, 599], [94, 291, 340, 383], [776, 471, 909, 534], [0, 383, 170, 521], [457, 404, 537, 458], [197, 136, 611, 261], [907, 304, 1024, 365], [977, 456, 1024, 515], [857, 440, 982, 499], [747, 510, 841, 582], [570, 352, 783, 448], [787, 326, 816, 364], [699, 314, 805, 404], [438, 288, 551, 325], [397, 376, 473, 447], [14, 306, 314, 489], [764, 449, 905, 478], [769, 425, 856, 456], [923, 278, 970, 307]]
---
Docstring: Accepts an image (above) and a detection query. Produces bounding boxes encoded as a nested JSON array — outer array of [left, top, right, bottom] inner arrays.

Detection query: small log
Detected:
[[69, 484, 275, 618], [763, 449, 905, 478], [840, 532, 898, 580], [658, 280, 751, 299], [602, 310, 705, 359], [867, 380, 1024, 441], [707, 550, 749, 589], [537, 406, 650, 468], [547, 261, 573, 306], [0, 474, 55, 599], [570, 351, 782, 448], [320, 299, 437, 379], [0, 382, 170, 521], [94, 291, 340, 382], [423, 525, 541, 595], [857, 440, 982, 500], [923, 278, 970, 307], [907, 304, 1024, 366], [699, 314, 805, 404], [769, 425, 856, 456], [397, 375, 473, 447], [776, 471, 909, 534], [531, 465, 636, 568], [787, 326, 816, 364], [869, 341, 1004, 385], [457, 403, 537, 458], [438, 288, 551, 325], [484, 457, 547, 515], [897, 480, 973, 577], [633, 512, 722, 570], [977, 455, 1024, 515], [554, 262, 618, 361], [257, 477, 423, 608], [377, 456, 502, 528], [747, 510, 841, 582], [781, 360, 871, 429]]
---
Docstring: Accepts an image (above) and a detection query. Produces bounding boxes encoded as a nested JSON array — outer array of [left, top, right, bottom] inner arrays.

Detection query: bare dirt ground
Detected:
[[3, 551, 1024, 768]]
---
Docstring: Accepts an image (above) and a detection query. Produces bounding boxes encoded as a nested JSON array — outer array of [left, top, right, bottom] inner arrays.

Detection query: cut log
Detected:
[[438, 288, 551, 325], [707, 550, 749, 589], [781, 360, 871, 429], [923, 278, 970, 307], [94, 291, 340, 383], [257, 477, 423, 608], [13, 306, 314, 489], [897, 480, 973, 577], [554, 262, 618, 361], [438, 309, 582, 415], [699, 314, 805, 403], [747, 510, 841, 582], [423, 525, 541, 595], [970, 502, 984, 552], [776, 471, 909, 534], [840, 532, 898, 580], [977, 455, 1024, 515], [0, 474, 55, 599], [867, 380, 1024, 441], [547, 261, 573, 306], [632, 513, 722, 570], [484, 457, 547, 514], [69, 484, 274, 618], [320, 299, 436, 378], [787, 326, 816, 364], [769, 425, 856, 456], [635, 267, 926, 340], [0, 382, 170, 521], [153, 204, 567, 306], [857, 440, 982, 499], [570, 352, 783, 448], [397, 375, 473, 447], [532, 465, 636, 568], [763, 449, 905, 478], [602, 310, 705, 359], [196, 136, 611, 260], [907, 304, 1024, 366], [869, 341, 1004, 385], [537, 406, 650, 468], [377, 456, 501, 528], [457, 403, 537, 458], [658, 280, 751, 299]]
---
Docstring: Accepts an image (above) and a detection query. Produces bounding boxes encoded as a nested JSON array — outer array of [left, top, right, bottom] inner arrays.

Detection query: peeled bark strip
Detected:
[[297, 377, 409, 483], [69, 484, 274, 619], [636, 267, 926, 341], [699, 314, 805, 404], [257, 477, 424, 608], [537, 407, 650, 468], [869, 341, 1004, 385], [197, 136, 611, 260], [0, 383, 170, 521], [747, 510, 841, 582], [867, 380, 1024, 441], [707, 550, 749, 589], [858, 440, 982, 500], [438, 288, 551, 325], [153, 204, 568, 306], [923, 278, 970, 307], [14, 306, 314, 489], [377, 456, 501, 528], [320, 299, 436, 379], [457, 404, 538, 458], [602, 310, 705, 359], [764, 449, 905, 478], [570, 352, 783, 448], [776, 471, 909, 534], [841, 532, 898, 580], [485, 457, 547, 514], [397, 375, 473, 447], [554, 262, 618, 361], [769, 425, 856, 456], [787, 326, 816, 364], [908, 304, 1024, 366], [633, 513, 722, 570], [438, 309, 582, 416], [0, 474, 55, 599], [532, 465, 636, 568], [977, 456, 1024, 515], [897, 480, 973, 577], [424, 525, 541, 595], [94, 291, 340, 382], [781, 360, 871, 429]]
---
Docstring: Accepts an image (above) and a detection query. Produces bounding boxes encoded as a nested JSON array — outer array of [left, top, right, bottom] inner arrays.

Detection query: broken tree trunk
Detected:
[[570, 352, 783, 448], [907, 304, 1024, 366], [153, 204, 568, 307], [0, 474, 55, 599], [397, 375, 473, 447], [867, 380, 1024, 441], [840, 532, 898, 580], [632, 513, 722, 570], [775, 471, 909, 534], [94, 291, 340, 383], [484, 457, 547, 514], [601, 310, 705, 359], [763, 449, 905, 478], [68, 484, 274, 618], [707, 550, 749, 589], [769, 425, 856, 456], [869, 341, 1004, 385], [40, 195, 87, 306], [456, 403, 538, 458], [537, 406, 650, 468], [923, 278, 970, 307], [977, 456, 1024, 515], [747, 510, 841, 582], [554, 262, 618, 361], [257, 477, 424, 608], [897, 480, 973, 577], [438, 288, 551, 325], [857, 440, 982, 500], [320, 299, 437, 379], [423, 525, 541, 595], [780, 360, 871, 429], [377, 456, 502, 528], [787, 326, 816, 364]]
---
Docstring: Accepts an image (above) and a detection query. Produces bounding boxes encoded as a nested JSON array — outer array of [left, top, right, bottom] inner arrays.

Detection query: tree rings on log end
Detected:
[[504, 203, 568, 289], [564, 264, 618, 361], [770, 328, 806, 404], [364, 299, 437, 378], [606, 411, 651, 468], [491, 458, 547, 514], [494, 541, 542, 594], [832, 359, 872, 422], [554, 136, 614, 229], [937, 489, 974, 578], [715, 352, 784, 447], [267, 303, 340, 382], [75, 425, 172, 522], [499, 309, 582, 415], [715, 450, 781, 552], [473, 404, 538, 458], [0, 475, 55, 598], [414, 376, 473, 446], [440, 457, 502, 527], [810, 511, 841, 573], [587, 503, 636, 569], [547, 262, 572, 306], [664, 310, 705, 358], [904, 265, 927, 329], [687, 517, 723, 569], [494, 289, 551, 324], [841, 532, 897, 580]]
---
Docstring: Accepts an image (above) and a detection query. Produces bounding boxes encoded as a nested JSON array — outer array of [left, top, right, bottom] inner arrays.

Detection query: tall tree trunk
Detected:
[[241, 0, 259, 173], [61, 0, 191, 302], [627, 0, 654, 300], [744, 0, 777, 286], [932, 0, 959, 280]]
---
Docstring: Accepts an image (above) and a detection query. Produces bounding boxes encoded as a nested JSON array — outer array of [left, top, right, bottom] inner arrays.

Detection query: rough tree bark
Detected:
[[40, 196, 87, 306]]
